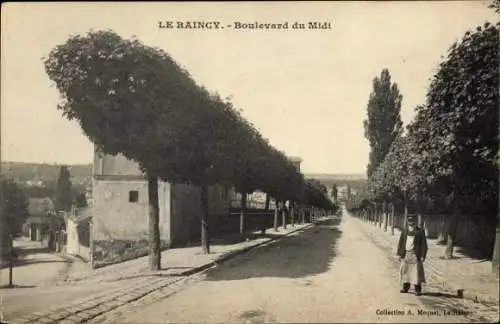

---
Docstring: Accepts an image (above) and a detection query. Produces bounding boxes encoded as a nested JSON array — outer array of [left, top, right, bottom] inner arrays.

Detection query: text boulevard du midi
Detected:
[[158, 21, 333, 30]]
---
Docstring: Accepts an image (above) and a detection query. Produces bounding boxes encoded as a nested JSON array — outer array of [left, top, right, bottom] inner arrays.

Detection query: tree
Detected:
[[412, 22, 499, 259], [488, 0, 500, 13], [0, 177, 29, 250], [74, 192, 88, 208], [55, 166, 73, 212], [43, 30, 232, 269], [363, 69, 403, 177]]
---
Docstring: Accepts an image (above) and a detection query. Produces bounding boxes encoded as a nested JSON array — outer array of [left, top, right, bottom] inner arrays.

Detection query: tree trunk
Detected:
[[147, 174, 161, 270], [492, 211, 500, 276], [390, 202, 395, 236], [445, 191, 462, 259], [383, 200, 388, 232], [201, 184, 210, 254], [264, 194, 270, 211], [261, 195, 269, 235], [290, 203, 295, 227], [282, 203, 287, 229], [301, 206, 305, 224], [239, 193, 247, 235], [445, 197, 461, 259], [437, 214, 446, 245], [379, 204, 383, 228], [273, 201, 279, 231], [403, 192, 408, 230]]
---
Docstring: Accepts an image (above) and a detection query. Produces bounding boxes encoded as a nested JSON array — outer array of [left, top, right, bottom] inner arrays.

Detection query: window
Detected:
[[129, 190, 139, 203]]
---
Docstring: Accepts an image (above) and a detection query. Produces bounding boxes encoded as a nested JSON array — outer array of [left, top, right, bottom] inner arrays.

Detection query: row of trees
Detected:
[[352, 20, 499, 273], [44, 30, 335, 270]]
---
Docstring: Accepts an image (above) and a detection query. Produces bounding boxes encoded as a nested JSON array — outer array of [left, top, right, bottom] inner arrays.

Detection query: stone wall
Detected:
[[169, 184, 231, 247], [91, 178, 171, 268]]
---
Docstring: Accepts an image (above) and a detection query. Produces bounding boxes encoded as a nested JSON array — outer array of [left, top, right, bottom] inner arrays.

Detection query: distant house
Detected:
[[91, 148, 231, 268], [26, 197, 55, 242], [289, 156, 303, 172]]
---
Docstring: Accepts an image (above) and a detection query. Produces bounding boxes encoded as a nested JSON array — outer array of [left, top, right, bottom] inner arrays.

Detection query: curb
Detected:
[[353, 217, 499, 308], [5, 221, 322, 324], [178, 222, 317, 276]]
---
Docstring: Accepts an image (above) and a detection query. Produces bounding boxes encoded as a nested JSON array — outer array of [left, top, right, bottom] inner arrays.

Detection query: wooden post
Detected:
[[9, 235, 13, 288]]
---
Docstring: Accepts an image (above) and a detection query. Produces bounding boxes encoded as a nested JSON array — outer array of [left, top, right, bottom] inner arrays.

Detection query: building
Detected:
[[25, 197, 55, 242], [91, 148, 230, 268], [65, 206, 91, 261], [289, 156, 303, 172]]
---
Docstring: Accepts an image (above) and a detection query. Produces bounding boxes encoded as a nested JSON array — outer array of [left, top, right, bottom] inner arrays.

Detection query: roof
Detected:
[[28, 197, 54, 216], [289, 156, 303, 163]]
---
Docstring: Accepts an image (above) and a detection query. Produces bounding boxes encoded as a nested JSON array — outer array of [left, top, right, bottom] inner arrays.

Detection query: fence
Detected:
[[352, 207, 496, 258]]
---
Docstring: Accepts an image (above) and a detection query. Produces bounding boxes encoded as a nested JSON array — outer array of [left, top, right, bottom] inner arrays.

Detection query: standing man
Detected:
[[397, 214, 428, 296]]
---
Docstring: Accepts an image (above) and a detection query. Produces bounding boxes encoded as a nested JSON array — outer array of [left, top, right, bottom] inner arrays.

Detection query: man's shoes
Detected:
[[414, 285, 422, 296], [400, 283, 410, 293]]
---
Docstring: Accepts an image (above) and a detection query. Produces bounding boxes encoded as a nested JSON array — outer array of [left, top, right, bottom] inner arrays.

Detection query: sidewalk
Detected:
[[350, 213, 500, 308], [0, 238, 72, 288], [5, 220, 321, 324], [64, 221, 317, 284]]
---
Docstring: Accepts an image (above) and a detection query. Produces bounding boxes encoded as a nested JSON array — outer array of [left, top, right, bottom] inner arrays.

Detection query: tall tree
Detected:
[[0, 177, 29, 256], [420, 22, 499, 260], [43, 30, 225, 269], [55, 166, 73, 212], [363, 69, 403, 177]]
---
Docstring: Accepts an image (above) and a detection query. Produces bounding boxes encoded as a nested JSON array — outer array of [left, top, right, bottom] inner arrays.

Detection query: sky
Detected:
[[1, 1, 497, 175]]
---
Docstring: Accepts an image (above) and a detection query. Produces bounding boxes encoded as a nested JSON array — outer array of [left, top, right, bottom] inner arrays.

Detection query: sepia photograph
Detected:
[[1, 1, 499, 323]]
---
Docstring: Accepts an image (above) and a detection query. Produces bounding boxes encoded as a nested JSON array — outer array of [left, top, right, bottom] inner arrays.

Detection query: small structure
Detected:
[[91, 148, 230, 268], [289, 156, 303, 172], [65, 207, 91, 261]]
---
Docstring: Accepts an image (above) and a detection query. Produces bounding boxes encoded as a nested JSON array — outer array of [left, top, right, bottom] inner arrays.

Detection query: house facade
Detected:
[[91, 148, 231, 268], [25, 197, 55, 242], [65, 206, 91, 261]]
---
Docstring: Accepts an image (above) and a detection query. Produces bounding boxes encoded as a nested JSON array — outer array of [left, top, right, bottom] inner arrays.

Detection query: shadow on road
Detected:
[[12, 259, 71, 268], [0, 284, 37, 289], [421, 291, 462, 299], [205, 218, 342, 281], [14, 246, 51, 256], [454, 246, 492, 262]]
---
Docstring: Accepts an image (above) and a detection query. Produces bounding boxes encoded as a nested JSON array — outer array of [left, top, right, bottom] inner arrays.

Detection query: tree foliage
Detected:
[[358, 22, 499, 217], [363, 69, 403, 177], [55, 166, 73, 212], [0, 177, 30, 239], [44, 29, 329, 266]]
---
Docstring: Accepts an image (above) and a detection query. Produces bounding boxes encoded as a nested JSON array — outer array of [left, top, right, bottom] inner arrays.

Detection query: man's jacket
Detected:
[[396, 228, 428, 260]]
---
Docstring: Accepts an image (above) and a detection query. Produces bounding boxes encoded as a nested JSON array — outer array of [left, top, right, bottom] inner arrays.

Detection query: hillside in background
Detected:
[[1, 162, 368, 195], [1, 161, 92, 190]]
